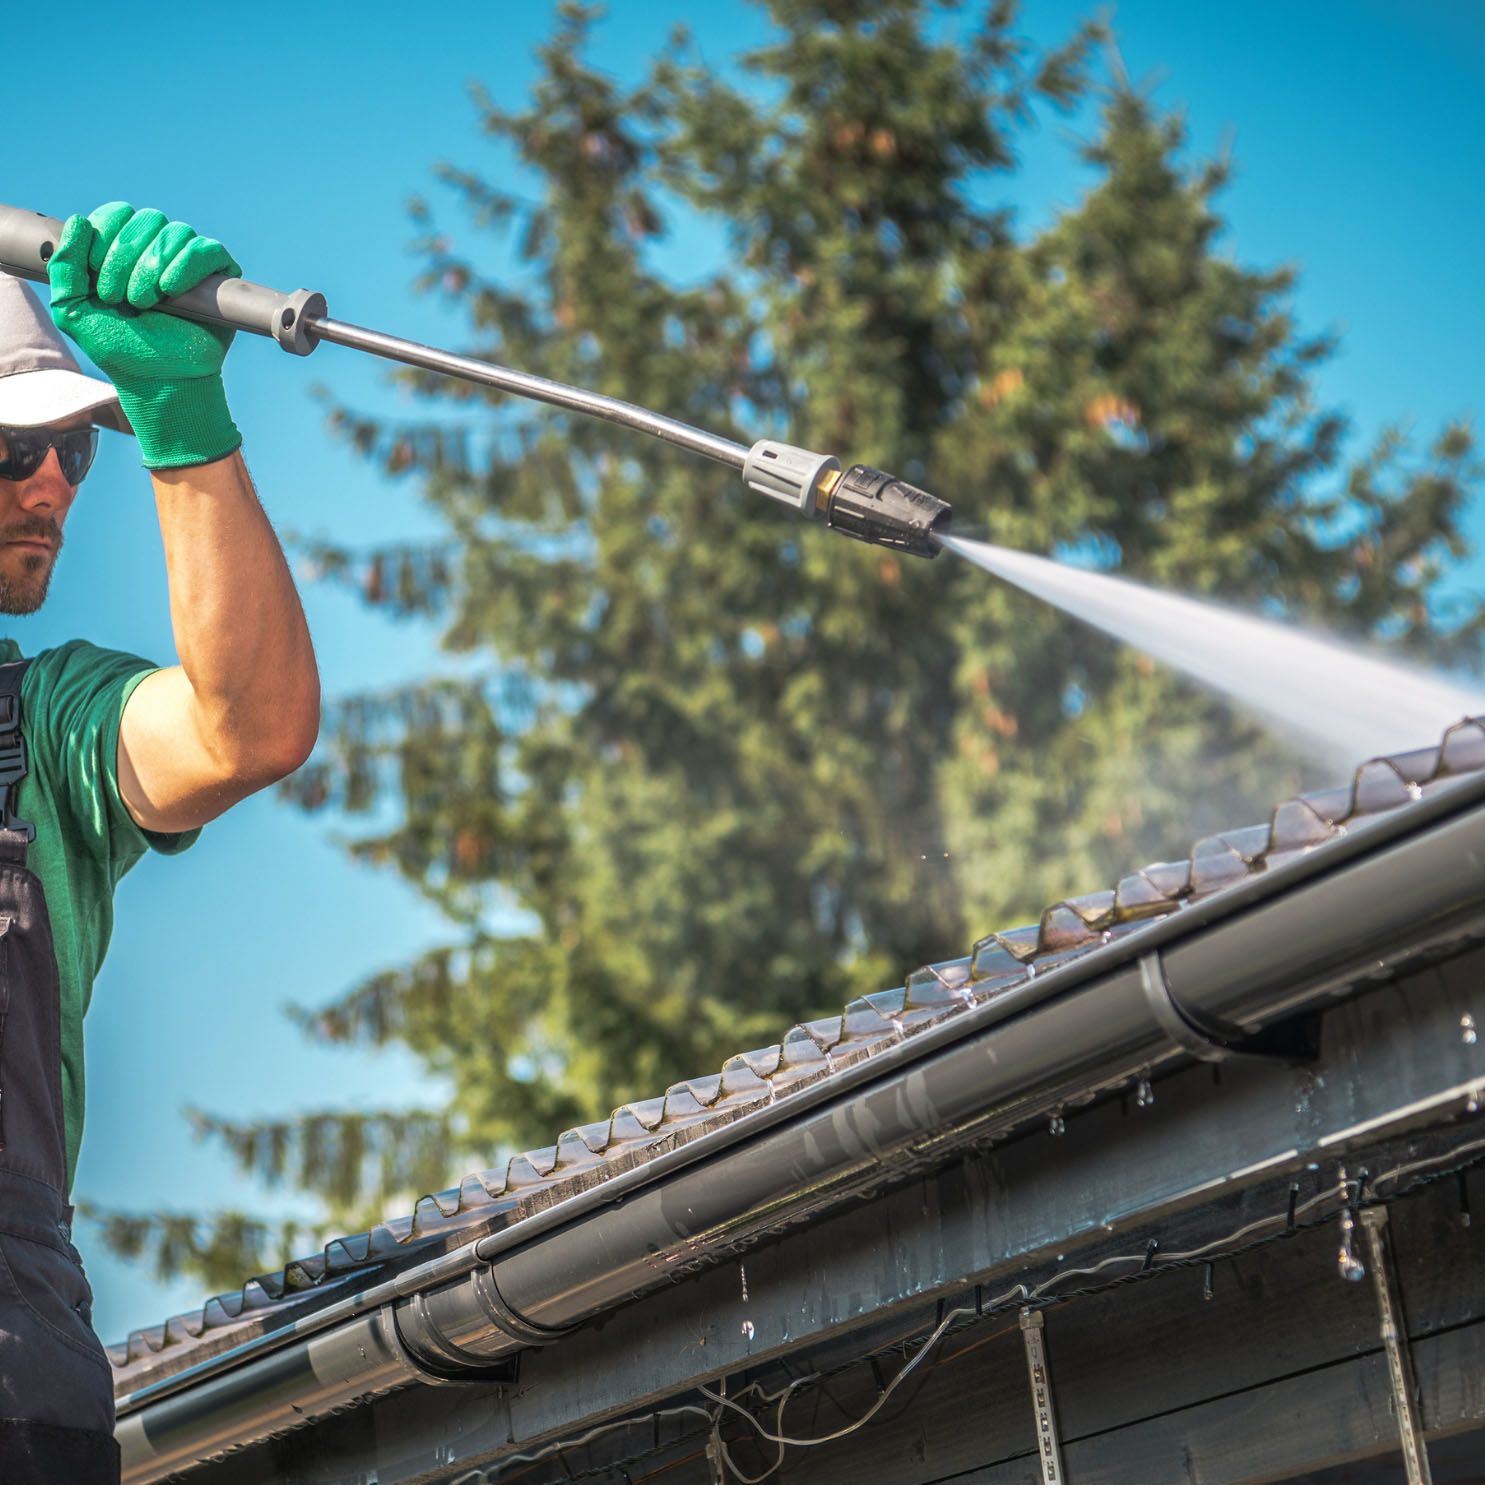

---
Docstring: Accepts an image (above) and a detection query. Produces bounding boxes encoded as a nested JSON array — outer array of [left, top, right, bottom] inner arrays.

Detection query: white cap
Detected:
[[0, 274, 131, 434]]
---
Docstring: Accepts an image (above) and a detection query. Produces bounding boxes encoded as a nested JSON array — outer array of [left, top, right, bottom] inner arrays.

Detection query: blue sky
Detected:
[[4, 0, 1482, 1344]]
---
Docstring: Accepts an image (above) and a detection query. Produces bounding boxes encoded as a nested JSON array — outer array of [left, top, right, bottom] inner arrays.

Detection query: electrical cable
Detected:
[[705, 1378, 814, 1484], [699, 1297, 960, 1450], [472, 1127, 1485, 1483], [447, 1406, 716, 1485]]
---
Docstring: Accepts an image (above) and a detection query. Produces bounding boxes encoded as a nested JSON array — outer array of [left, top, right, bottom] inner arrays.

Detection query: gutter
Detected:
[[117, 771, 1485, 1480]]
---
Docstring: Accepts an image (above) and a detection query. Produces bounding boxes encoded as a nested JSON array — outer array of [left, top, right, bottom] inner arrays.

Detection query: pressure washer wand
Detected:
[[0, 205, 950, 558]]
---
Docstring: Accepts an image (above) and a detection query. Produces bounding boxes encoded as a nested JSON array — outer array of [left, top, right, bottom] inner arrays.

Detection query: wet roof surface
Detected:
[[107, 717, 1485, 1394]]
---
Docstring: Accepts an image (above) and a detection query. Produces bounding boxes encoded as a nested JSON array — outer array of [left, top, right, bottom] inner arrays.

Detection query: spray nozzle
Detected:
[[741, 441, 951, 558], [820, 464, 951, 559]]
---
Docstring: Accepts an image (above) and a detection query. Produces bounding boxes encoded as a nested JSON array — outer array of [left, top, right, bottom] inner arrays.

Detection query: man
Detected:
[[0, 202, 319, 1481]]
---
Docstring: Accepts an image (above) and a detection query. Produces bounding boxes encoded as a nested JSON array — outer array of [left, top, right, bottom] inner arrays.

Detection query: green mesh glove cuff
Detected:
[[113, 374, 242, 470]]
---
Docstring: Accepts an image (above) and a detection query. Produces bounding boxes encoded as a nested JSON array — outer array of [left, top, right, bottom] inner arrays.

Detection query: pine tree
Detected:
[[91, 1, 1480, 1287]]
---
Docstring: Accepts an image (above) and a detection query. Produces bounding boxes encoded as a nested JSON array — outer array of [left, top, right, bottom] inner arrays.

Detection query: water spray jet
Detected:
[[938, 531, 1485, 766], [0, 204, 951, 560]]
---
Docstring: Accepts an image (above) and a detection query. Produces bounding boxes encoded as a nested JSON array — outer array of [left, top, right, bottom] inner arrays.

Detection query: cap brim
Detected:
[[0, 367, 133, 436]]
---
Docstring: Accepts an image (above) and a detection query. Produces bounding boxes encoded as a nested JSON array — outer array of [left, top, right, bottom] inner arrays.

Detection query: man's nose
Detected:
[[17, 450, 78, 517]]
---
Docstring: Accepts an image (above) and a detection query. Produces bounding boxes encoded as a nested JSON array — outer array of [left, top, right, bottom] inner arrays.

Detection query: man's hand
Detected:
[[48, 203, 242, 469]]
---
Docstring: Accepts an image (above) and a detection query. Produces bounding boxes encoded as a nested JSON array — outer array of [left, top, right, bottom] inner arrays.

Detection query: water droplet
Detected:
[[741, 1319, 755, 1341], [739, 1264, 750, 1304], [1462, 1014, 1478, 1046], [1467, 1095, 1480, 1115], [1136, 1077, 1154, 1109], [1337, 1201, 1366, 1282], [1048, 1113, 1066, 1137]]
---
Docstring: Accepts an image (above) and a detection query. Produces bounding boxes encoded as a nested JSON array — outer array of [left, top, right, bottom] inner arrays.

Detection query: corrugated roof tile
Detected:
[[1269, 796, 1333, 853], [1188, 846, 1251, 896], [991, 925, 1042, 963], [1113, 867, 1177, 919], [1298, 784, 1353, 825], [968, 935, 1027, 982], [201, 1294, 244, 1327], [372, 1216, 415, 1249], [864, 984, 910, 1016], [904, 962, 968, 1003], [1212, 824, 1274, 861], [566, 1120, 614, 1157], [460, 1170, 507, 1204], [1441, 718, 1485, 771], [505, 1152, 554, 1187], [779, 1025, 829, 1068], [325, 1233, 372, 1268], [164, 1314, 205, 1344], [283, 1254, 327, 1289], [682, 1075, 724, 1108], [717, 1058, 772, 1099], [1387, 744, 1442, 781], [621, 1097, 668, 1131], [733, 1045, 782, 1079], [554, 1128, 608, 1170], [1353, 758, 1416, 814], [1065, 889, 1118, 929], [608, 1107, 664, 1145], [801, 1014, 845, 1051], [840, 995, 903, 1045], [658, 1085, 709, 1123], [1037, 903, 1100, 953]]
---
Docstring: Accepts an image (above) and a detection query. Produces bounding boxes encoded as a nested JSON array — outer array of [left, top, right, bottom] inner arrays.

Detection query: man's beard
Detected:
[[0, 518, 63, 615]]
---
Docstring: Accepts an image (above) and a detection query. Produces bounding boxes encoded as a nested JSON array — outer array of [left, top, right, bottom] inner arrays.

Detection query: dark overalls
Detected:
[[0, 662, 120, 1481]]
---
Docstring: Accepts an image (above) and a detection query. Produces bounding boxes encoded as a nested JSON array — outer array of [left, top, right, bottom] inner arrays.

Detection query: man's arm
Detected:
[[117, 451, 320, 834], [45, 202, 320, 833]]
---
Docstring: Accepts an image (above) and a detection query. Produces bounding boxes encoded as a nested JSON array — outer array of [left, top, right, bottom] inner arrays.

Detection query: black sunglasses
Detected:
[[0, 424, 99, 486]]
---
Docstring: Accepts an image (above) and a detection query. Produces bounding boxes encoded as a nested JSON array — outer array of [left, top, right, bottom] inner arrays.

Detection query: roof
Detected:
[[106, 715, 1485, 1398]]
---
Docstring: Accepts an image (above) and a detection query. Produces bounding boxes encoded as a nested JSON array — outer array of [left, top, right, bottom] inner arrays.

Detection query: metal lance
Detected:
[[0, 204, 951, 558]]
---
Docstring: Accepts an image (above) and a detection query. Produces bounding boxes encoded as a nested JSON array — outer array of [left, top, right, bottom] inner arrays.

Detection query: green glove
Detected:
[[48, 202, 243, 470]]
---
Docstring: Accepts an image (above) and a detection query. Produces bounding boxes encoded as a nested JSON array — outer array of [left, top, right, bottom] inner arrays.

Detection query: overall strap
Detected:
[[0, 658, 35, 864]]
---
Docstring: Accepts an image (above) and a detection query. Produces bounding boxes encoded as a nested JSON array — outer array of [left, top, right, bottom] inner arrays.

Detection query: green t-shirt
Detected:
[[0, 637, 198, 1192]]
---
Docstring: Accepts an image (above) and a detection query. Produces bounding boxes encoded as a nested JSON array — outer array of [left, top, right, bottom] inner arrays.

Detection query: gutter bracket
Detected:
[[1361, 1206, 1435, 1485], [471, 1263, 579, 1348], [1139, 952, 1318, 1066], [390, 1295, 523, 1389], [389, 1262, 577, 1389], [1019, 1307, 1067, 1485]]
